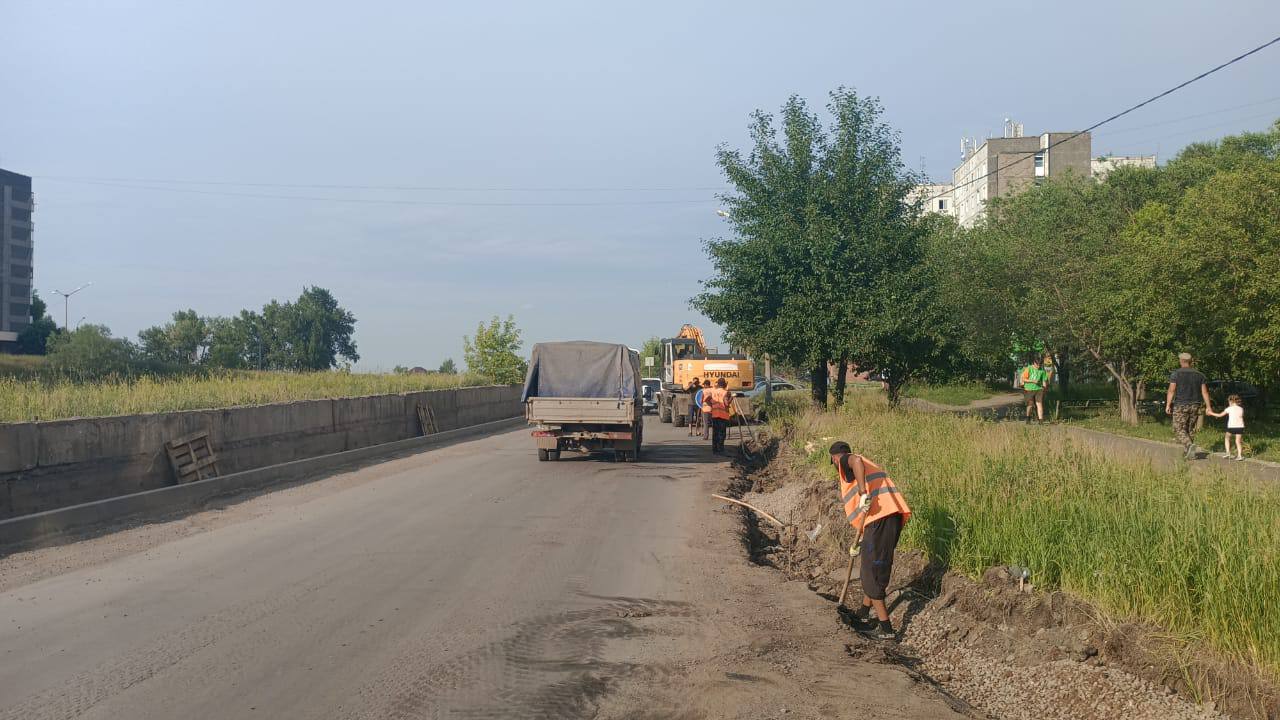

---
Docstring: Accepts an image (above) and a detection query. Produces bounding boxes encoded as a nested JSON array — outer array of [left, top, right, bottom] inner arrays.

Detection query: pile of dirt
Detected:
[[731, 444, 1280, 720]]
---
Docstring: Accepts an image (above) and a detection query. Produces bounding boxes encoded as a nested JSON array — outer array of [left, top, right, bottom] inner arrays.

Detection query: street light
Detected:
[[52, 282, 93, 330], [76, 316, 87, 329]]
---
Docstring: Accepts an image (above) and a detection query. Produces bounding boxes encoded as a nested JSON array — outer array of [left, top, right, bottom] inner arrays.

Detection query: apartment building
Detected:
[[907, 183, 956, 218], [951, 131, 1092, 227], [0, 169, 34, 346]]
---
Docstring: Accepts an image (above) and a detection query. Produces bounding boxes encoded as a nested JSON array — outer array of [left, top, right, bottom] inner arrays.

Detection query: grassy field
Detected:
[[902, 381, 1008, 406], [771, 392, 1280, 676], [1068, 412, 1280, 463], [0, 370, 491, 423]]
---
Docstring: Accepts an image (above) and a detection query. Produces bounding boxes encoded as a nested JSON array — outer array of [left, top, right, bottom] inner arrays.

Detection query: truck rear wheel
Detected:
[[659, 400, 672, 423], [673, 411, 686, 427], [538, 449, 549, 461]]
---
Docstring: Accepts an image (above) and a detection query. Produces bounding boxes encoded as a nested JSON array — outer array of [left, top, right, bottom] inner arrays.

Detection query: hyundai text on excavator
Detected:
[[656, 325, 754, 427]]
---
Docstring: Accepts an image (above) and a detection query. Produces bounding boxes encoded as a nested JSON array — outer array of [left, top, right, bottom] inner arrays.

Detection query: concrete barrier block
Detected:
[[0, 424, 38, 473]]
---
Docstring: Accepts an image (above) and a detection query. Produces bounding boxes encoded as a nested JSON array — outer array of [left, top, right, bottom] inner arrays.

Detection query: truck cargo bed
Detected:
[[525, 397, 639, 425]]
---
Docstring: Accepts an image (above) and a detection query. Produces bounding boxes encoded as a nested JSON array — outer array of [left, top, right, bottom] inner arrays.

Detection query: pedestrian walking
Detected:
[[1166, 352, 1214, 459], [687, 378, 702, 436], [1019, 356, 1050, 424], [1208, 393, 1246, 461], [829, 441, 911, 641], [706, 378, 733, 453]]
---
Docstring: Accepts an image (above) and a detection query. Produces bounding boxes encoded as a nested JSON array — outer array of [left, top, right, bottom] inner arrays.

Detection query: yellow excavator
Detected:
[[657, 324, 755, 427]]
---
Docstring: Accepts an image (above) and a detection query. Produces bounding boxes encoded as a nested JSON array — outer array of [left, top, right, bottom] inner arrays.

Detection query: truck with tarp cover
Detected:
[[521, 341, 644, 462]]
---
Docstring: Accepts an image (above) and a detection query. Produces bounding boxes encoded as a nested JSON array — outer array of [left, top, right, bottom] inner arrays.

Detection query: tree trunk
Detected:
[[834, 356, 848, 407], [1117, 380, 1140, 425], [810, 365, 829, 409], [1055, 348, 1070, 400], [886, 376, 907, 408]]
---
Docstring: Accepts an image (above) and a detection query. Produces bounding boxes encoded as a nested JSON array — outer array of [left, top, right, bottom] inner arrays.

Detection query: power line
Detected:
[[36, 175, 728, 193], [931, 32, 1280, 203], [44, 178, 719, 207], [1092, 95, 1280, 137], [1100, 109, 1280, 152]]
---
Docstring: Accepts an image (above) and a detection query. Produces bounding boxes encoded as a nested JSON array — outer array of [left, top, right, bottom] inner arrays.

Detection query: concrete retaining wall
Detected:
[[0, 385, 521, 520]]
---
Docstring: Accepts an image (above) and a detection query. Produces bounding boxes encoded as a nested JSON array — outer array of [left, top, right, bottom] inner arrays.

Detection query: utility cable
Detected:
[[928, 32, 1280, 203], [43, 178, 719, 207], [36, 175, 727, 193]]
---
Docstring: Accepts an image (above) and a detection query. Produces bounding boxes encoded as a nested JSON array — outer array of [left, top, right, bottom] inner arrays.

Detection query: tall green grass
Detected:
[[778, 393, 1280, 676], [0, 371, 492, 423], [903, 381, 1008, 406]]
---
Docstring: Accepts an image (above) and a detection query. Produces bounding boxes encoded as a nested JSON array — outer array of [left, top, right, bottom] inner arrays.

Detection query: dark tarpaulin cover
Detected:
[[521, 341, 641, 402]]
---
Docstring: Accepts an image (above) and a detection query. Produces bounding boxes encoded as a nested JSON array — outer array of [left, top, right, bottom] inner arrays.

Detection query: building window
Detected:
[[10, 208, 31, 222], [938, 199, 947, 210], [9, 304, 29, 319], [1034, 153, 1046, 177], [11, 228, 30, 241], [10, 246, 31, 260], [10, 264, 32, 279], [10, 284, 29, 297]]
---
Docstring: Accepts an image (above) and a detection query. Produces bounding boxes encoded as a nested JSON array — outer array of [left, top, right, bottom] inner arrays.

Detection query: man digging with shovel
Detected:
[[830, 441, 912, 641]]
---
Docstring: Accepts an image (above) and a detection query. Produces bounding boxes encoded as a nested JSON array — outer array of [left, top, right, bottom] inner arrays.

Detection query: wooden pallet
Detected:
[[416, 402, 439, 435], [165, 430, 221, 484]]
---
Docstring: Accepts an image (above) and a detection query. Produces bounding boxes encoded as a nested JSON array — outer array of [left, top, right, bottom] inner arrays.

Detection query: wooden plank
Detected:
[[165, 431, 221, 484]]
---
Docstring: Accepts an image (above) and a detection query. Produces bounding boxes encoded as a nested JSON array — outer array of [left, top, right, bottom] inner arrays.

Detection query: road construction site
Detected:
[[2, 406, 1261, 719], [0, 418, 972, 720]]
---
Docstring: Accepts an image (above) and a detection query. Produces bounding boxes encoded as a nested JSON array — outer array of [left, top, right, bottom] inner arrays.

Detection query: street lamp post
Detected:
[[52, 283, 93, 330]]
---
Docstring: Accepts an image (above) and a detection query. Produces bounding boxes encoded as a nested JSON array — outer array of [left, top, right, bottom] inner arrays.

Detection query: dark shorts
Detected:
[[1023, 388, 1044, 400], [860, 513, 902, 601], [1227, 427, 1244, 435]]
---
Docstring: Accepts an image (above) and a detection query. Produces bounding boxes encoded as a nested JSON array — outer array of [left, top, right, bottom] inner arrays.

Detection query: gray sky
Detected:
[[4, 1, 1278, 370]]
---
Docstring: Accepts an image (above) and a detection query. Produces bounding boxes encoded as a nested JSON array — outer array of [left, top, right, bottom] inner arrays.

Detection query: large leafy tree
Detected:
[[47, 324, 139, 379], [464, 315, 527, 384], [696, 88, 945, 406], [16, 291, 59, 355], [1166, 158, 1280, 385], [138, 309, 210, 365], [199, 288, 358, 371]]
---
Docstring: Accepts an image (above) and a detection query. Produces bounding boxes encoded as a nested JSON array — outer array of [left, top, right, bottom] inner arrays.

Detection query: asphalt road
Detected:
[[0, 418, 962, 719], [0, 418, 727, 719]]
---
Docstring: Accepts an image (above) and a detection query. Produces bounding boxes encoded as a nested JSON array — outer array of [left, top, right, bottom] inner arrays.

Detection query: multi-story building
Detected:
[[951, 131, 1092, 227], [907, 183, 955, 218], [0, 169, 35, 346], [1091, 154, 1157, 181]]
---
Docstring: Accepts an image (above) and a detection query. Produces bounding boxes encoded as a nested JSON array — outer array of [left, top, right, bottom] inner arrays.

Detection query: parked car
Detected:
[[641, 378, 661, 414], [742, 380, 799, 399]]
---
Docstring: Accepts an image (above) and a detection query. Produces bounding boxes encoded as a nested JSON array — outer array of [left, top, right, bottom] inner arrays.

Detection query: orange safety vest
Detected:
[[706, 387, 733, 420], [834, 454, 911, 533]]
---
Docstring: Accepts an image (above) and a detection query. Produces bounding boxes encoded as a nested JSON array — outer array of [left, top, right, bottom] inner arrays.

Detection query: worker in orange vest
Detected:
[[829, 441, 912, 641], [698, 379, 713, 440], [706, 378, 734, 453]]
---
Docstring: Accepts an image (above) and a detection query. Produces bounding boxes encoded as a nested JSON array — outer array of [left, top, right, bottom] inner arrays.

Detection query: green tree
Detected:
[[1165, 158, 1280, 386], [16, 291, 59, 355], [438, 357, 458, 374], [638, 337, 661, 377], [200, 288, 358, 372], [695, 88, 942, 406], [47, 324, 139, 379], [138, 309, 210, 364], [464, 315, 527, 384]]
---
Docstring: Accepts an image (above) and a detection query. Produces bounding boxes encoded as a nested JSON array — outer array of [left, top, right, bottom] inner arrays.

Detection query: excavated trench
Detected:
[[721, 436, 1278, 720]]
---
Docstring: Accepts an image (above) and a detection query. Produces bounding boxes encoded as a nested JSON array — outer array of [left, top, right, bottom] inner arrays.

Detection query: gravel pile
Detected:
[[898, 603, 1226, 720]]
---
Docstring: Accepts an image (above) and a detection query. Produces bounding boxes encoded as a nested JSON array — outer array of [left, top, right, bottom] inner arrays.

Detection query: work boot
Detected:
[[857, 620, 896, 642]]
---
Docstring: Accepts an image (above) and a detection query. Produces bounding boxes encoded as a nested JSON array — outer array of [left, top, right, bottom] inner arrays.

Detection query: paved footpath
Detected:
[[0, 418, 963, 720]]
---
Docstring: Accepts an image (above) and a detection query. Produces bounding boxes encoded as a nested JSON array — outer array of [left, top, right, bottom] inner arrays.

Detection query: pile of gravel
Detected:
[[897, 603, 1226, 720]]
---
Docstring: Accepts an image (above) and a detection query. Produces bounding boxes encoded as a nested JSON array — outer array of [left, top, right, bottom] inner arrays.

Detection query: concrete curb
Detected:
[[0, 416, 525, 549]]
